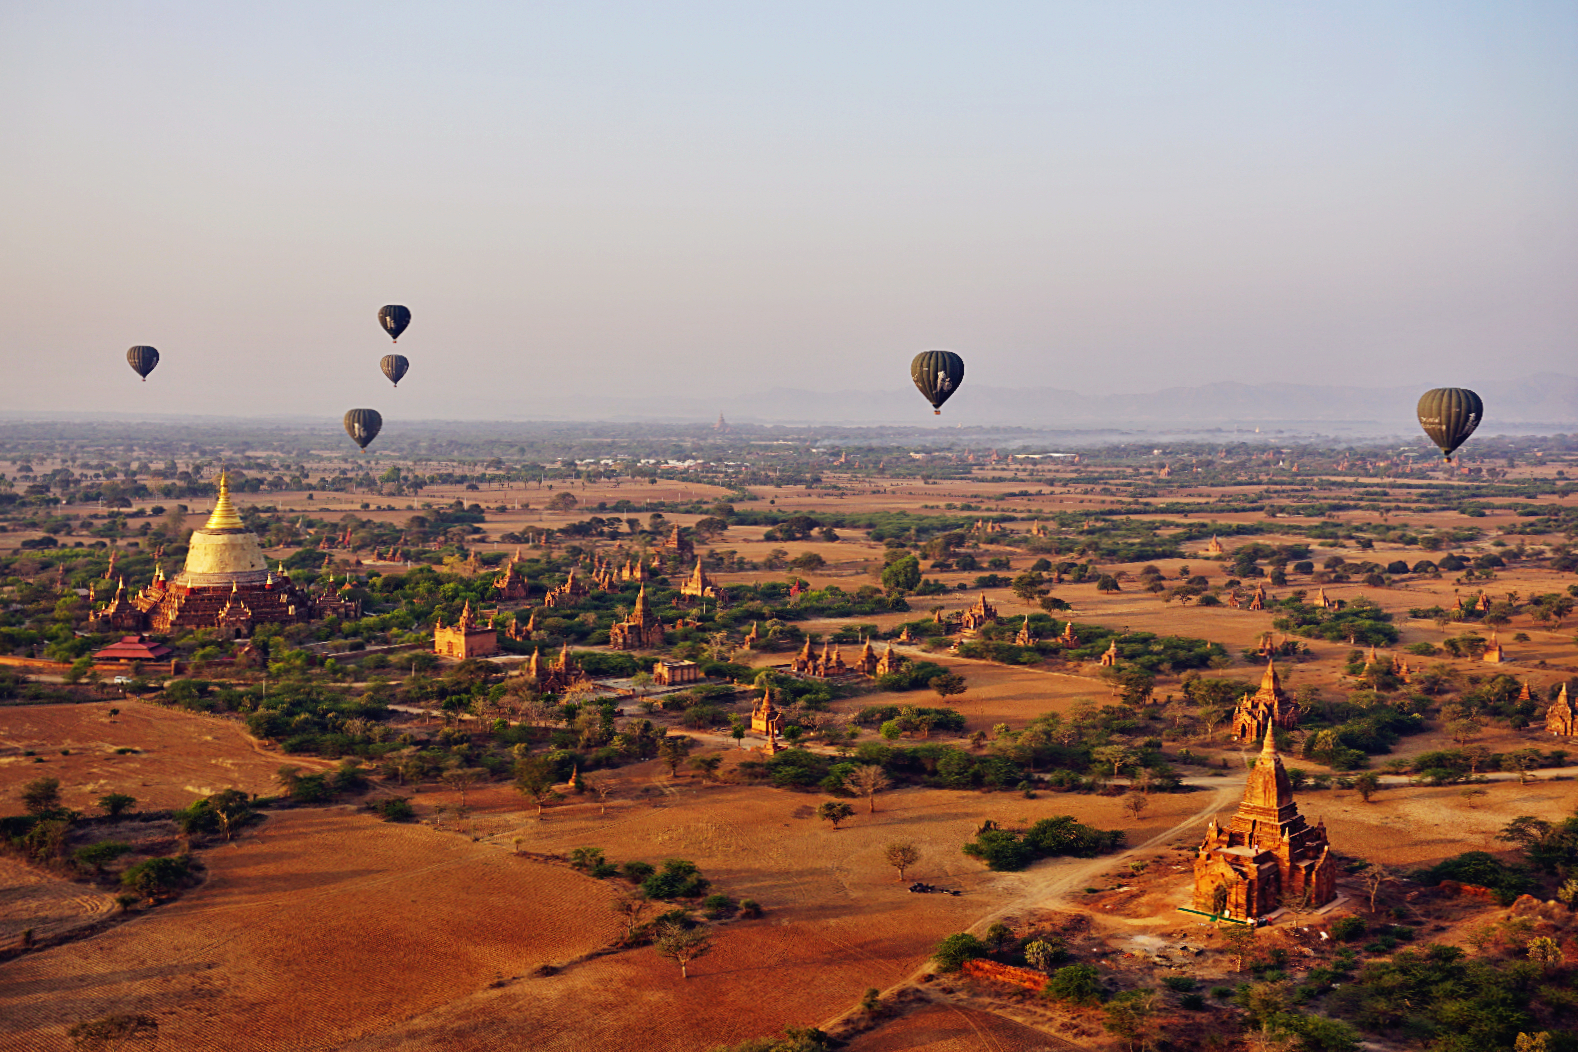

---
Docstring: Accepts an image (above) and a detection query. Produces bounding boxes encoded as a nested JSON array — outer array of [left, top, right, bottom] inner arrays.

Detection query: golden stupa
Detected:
[[93, 470, 360, 636], [174, 471, 270, 586]]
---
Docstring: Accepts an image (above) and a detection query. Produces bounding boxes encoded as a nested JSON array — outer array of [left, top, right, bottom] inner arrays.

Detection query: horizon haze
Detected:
[[3, 3, 1575, 422]]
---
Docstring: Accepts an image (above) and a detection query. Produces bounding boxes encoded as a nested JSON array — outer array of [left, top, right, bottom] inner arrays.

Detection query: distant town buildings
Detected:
[[92, 633, 175, 666], [542, 567, 589, 608]]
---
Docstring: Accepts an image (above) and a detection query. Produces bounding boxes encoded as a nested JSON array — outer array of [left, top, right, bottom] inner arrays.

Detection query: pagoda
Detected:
[[679, 558, 725, 604], [493, 550, 530, 602], [960, 594, 997, 632], [608, 585, 665, 650], [98, 472, 355, 636], [1231, 659, 1300, 741], [1193, 725, 1336, 920], [1547, 684, 1577, 738]]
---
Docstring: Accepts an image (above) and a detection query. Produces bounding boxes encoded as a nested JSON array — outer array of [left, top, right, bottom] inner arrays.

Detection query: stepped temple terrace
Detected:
[[92, 472, 357, 637]]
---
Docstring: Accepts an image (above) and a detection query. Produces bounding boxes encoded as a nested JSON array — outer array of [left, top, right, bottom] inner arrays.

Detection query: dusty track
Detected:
[[825, 776, 1244, 1045]]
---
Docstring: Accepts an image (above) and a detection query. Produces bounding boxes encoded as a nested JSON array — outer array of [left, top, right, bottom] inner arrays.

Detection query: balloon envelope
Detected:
[[126, 346, 159, 381], [377, 305, 411, 342], [381, 354, 409, 387], [343, 409, 383, 450], [910, 350, 965, 414], [1417, 388, 1484, 460]]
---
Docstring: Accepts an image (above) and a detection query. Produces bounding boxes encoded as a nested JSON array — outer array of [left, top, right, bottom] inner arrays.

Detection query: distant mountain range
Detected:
[[563, 372, 1578, 432], [12, 373, 1578, 436]]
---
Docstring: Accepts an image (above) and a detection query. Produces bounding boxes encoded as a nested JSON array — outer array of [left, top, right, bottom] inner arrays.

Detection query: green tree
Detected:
[[932, 932, 988, 971], [21, 776, 62, 815], [442, 767, 486, 808], [1023, 937, 1065, 971], [73, 841, 131, 874], [1044, 963, 1104, 1004], [121, 855, 191, 901], [658, 734, 695, 776], [569, 846, 606, 871], [881, 554, 922, 593], [1528, 935, 1565, 972], [97, 793, 137, 818], [816, 801, 854, 830], [984, 921, 1014, 952], [929, 671, 967, 701], [1103, 990, 1159, 1052], [1354, 772, 1380, 803], [513, 755, 561, 818], [690, 755, 723, 782], [1092, 745, 1135, 778]]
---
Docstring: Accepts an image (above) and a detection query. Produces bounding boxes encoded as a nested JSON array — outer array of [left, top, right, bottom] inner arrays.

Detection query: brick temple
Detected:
[[1192, 725, 1336, 920], [93, 472, 355, 637]]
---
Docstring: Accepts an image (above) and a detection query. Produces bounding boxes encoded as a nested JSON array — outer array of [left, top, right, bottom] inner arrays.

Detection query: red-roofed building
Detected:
[[94, 635, 175, 664]]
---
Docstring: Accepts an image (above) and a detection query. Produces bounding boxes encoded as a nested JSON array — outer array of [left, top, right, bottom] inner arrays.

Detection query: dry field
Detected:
[[0, 701, 308, 815], [7, 461, 1578, 1049], [0, 807, 622, 1051]]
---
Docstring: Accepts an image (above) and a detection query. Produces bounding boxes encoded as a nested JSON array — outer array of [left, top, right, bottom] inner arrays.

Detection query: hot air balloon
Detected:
[[1417, 388, 1484, 461], [126, 346, 160, 382], [377, 305, 411, 342], [910, 350, 965, 414], [344, 409, 383, 450], [381, 354, 409, 387]]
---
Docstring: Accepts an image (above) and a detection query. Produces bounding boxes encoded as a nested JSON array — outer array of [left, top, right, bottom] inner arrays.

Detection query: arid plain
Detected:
[[3, 446, 1577, 1051]]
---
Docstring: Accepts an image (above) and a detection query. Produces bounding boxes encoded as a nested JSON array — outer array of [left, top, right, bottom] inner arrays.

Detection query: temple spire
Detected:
[[204, 470, 245, 531], [1260, 657, 1280, 694]]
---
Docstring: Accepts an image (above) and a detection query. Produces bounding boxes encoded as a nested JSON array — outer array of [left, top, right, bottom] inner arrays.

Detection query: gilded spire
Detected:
[[203, 471, 245, 531]]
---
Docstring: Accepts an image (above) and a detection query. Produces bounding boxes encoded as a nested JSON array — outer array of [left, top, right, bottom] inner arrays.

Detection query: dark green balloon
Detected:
[[381, 354, 409, 387], [343, 408, 383, 450], [910, 350, 965, 413], [377, 305, 411, 342], [126, 345, 159, 381], [1417, 387, 1483, 460]]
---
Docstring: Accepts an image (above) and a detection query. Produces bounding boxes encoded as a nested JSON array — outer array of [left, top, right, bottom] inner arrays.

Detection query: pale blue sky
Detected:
[[2, 2, 1574, 419]]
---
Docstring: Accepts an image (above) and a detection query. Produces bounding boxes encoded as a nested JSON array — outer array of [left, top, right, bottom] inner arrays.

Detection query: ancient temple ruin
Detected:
[[1192, 725, 1336, 920]]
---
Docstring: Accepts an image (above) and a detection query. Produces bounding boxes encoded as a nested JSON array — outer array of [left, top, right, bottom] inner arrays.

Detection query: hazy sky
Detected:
[[3, 2, 1575, 420]]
